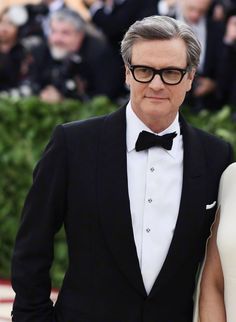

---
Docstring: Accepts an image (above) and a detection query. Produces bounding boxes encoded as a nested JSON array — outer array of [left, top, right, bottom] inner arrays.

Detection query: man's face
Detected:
[[125, 38, 195, 132], [181, 0, 212, 24], [0, 14, 18, 45], [48, 18, 84, 59]]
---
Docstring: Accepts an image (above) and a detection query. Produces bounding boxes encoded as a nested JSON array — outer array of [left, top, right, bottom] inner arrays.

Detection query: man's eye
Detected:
[[136, 67, 152, 75], [164, 70, 180, 76], [163, 69, 182, 80], [139, 68, 149, 72]]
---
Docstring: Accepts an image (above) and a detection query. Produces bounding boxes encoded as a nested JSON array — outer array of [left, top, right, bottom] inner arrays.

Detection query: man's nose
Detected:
[[148, 74, 165, 90], [50, 32, 61, 42]]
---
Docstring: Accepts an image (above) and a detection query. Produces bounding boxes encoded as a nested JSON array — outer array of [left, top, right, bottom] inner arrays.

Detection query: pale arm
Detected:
[[198, 209, 226, 322]]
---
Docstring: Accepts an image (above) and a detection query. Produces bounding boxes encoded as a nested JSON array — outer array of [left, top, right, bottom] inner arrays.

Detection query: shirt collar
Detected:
[[126, 101, 181, 157]]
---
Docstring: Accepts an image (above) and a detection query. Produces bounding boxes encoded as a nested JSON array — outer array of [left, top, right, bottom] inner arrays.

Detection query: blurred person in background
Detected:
[[19, 0, 67, 42], [178, 0, 225, 112], [75, 0, 158, 99], [157, 0, 228, 19], [210, 0, 236, 21], [77, 0, 157, 50], [154, 0, 236, 21], [0, 6, 32, 97], [217, 5, 236, 114], [23, 7, 124, 103], [157, 0, 225, 112], [156, 0, 178, 16]]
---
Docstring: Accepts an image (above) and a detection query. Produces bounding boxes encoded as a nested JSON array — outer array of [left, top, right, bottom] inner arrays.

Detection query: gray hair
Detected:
[[49, 8, 87, 33], [121, 15, 201, 69]]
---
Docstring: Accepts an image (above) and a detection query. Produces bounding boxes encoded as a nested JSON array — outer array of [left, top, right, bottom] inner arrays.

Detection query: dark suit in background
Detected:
[[156, 0, 225, 111], [90, 0, 158, 49], [26, 34, 123, 101], [87, 0, 158, 98], [21, 7, 124, 103], [187, 17, 225, 111]]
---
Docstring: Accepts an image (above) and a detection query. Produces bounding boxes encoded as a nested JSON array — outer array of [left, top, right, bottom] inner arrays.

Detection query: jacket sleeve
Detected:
[[11, 125, 68, 322]]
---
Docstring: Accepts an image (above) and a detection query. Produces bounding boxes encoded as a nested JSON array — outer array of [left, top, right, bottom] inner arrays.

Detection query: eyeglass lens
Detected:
[[132, 66, 185, 84]]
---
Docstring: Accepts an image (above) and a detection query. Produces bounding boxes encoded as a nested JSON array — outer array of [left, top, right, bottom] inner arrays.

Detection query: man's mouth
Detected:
[[145, 95, 168, 100]]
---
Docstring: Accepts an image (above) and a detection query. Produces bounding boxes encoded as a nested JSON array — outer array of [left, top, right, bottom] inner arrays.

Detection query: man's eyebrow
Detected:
[[132, 65, 187, 69]]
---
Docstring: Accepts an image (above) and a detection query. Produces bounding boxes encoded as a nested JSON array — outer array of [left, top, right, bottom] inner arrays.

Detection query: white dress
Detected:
[[193, 162, 236, 322], [217, 162, 236, 321]]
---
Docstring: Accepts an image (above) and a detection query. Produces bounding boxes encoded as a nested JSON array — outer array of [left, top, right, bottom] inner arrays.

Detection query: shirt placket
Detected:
[[141, 149, 160, 291]]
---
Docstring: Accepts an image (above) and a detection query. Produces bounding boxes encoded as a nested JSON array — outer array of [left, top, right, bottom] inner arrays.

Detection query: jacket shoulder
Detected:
[[191, 125, 234, 166], [193, 126, 231, 149], [53, 106, 125, 143]]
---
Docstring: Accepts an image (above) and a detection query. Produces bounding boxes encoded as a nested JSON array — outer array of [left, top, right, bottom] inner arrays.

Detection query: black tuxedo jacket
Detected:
[[11, 105, 233, 322]]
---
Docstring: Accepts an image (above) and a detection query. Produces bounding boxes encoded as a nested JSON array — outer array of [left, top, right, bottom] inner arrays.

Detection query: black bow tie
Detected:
[[135, 131, 177, 151]]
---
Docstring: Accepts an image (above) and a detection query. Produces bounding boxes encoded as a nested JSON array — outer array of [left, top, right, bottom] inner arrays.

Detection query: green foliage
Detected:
[[0, 96, 116, 287], [0, 97, 235, 288], [182, 105, 236, 150]]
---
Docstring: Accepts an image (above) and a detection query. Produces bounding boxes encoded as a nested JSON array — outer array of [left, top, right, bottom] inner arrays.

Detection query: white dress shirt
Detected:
[[126, 102, 183, 294]]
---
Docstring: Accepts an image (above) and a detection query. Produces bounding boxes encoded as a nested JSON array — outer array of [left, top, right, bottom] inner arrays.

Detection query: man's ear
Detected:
[[188, 68, 196, 81], [186, 68, 196, 92], [125, 65, 131, 87]]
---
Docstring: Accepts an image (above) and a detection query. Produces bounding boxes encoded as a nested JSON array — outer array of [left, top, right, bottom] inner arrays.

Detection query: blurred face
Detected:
[[49, 18, 84, 59], [0, 13, 18, 45], [181, 0, 212, 24], [125, 38, 195, 132]]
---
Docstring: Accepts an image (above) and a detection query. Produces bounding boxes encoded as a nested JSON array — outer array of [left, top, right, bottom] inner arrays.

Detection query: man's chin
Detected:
[[50, 47, 69, 60]]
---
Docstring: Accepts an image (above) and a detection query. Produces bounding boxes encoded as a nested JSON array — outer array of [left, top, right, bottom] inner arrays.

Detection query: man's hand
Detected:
[[212, 4, 225, 22], [39, 85, 63, 103], [71, 0, 92, 21], [83, 0, 99, 6], [224, 16, 236, 44], [194, 77, 216, 97]]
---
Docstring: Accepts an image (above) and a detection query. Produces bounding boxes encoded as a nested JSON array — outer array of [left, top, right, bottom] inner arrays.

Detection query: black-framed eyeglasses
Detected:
[[128, 64, 189, 85]]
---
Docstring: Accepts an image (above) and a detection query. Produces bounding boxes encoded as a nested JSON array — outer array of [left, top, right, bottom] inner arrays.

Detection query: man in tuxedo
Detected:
[[11, 15, 233, 322]]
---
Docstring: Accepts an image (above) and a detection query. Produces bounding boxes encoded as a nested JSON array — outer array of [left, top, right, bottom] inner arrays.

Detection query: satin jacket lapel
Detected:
[[149, 115, 207, 298], [97, 106, 146, 297]]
